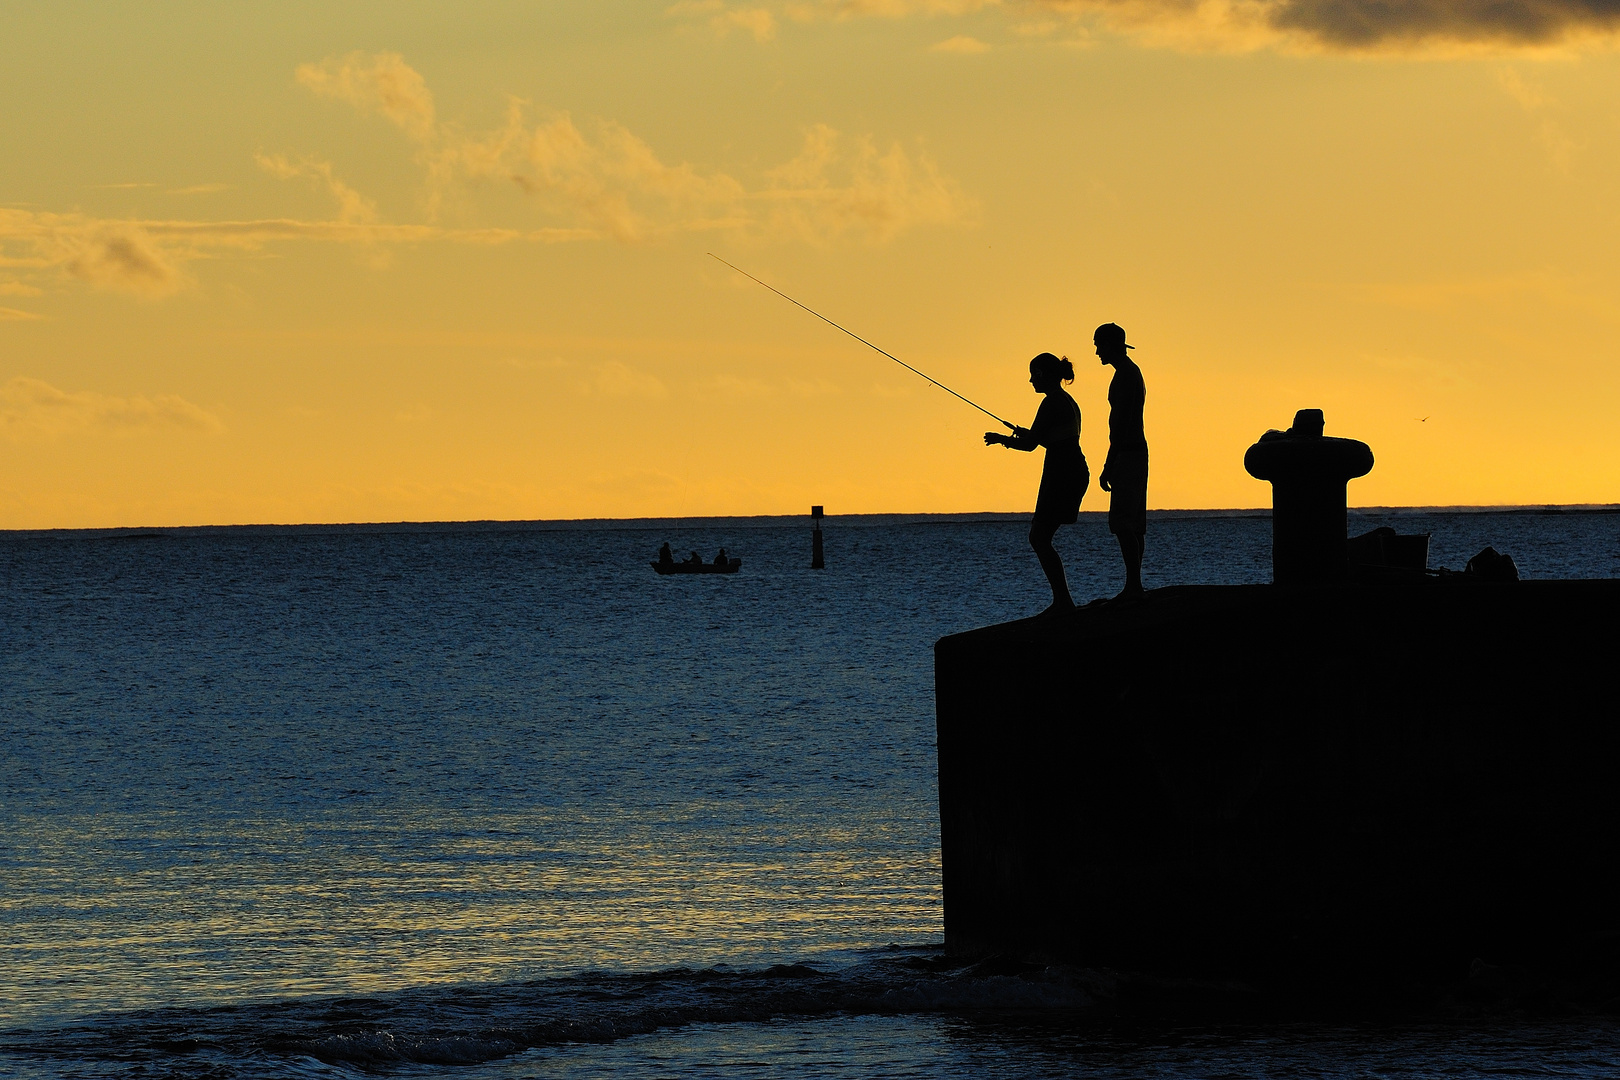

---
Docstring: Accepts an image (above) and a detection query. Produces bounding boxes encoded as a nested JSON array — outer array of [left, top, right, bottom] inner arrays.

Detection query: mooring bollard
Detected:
[[811, 505, 825, 569], [1244, 409, 1374, 585]]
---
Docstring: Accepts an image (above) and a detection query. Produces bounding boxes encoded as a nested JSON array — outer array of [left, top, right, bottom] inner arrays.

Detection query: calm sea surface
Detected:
[[3, 510, 1618, 1078]]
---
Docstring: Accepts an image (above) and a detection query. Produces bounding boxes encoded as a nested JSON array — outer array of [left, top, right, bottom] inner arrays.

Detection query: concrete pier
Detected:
[[935, 579, 1620, 983]]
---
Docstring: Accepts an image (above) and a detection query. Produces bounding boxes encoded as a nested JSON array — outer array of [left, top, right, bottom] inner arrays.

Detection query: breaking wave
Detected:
[[0, 949, 1113, 1073]]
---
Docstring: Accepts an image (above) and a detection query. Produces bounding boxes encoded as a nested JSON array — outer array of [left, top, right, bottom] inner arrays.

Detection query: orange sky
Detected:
[[3, 1, 1619, 527]]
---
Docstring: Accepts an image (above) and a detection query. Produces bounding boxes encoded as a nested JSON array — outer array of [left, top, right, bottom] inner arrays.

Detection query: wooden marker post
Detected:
[[811, 505, 825, 569]]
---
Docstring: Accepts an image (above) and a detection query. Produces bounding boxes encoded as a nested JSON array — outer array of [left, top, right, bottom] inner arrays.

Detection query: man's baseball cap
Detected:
[[1093, 323, 1134, 349]]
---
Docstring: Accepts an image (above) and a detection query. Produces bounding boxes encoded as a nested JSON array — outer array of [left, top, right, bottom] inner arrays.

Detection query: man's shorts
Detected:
[[1107, 449, 1149, 536]]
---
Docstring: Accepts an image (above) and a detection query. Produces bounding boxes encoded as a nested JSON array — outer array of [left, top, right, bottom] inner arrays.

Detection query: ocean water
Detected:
[[3, 509, 1618, 1078]]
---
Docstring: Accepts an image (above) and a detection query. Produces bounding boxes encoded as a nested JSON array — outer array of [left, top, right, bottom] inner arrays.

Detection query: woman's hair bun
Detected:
[[1031, 351, 1074, 383]]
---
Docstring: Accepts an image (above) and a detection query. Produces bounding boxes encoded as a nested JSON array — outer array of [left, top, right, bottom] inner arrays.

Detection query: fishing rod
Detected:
[[708, 253, 1016, 431]]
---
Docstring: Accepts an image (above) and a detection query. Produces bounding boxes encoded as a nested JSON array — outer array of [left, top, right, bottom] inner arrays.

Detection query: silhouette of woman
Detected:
[[985, 353, 1089, 614]]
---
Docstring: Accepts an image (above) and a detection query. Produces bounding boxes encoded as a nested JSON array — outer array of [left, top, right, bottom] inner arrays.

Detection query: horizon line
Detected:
[[5, 503, 1617, 539]]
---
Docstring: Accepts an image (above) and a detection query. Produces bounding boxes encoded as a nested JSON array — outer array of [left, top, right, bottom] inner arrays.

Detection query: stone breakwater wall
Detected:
[[935, 580, 1620, 984]]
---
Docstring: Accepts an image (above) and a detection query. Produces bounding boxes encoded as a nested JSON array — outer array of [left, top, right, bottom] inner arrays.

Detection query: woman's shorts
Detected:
[[1034, 463, 1089, 527], [1107, 449, 1148, 536]]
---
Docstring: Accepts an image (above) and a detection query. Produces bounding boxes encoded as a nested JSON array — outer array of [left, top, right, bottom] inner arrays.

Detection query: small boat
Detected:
[[651, 558, 742, 575]]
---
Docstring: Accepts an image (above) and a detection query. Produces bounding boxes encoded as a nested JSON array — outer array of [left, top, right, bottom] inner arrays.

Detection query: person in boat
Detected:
[[687, 550, 703, 564], [984, 352, 1088, 614], [713, 548, 729, 567], [1096, 323, 1147, 601], [658, 542, 674, 566]]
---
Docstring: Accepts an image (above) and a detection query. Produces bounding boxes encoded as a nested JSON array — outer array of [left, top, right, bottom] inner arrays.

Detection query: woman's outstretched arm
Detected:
[[985, 425, 1036, 451]]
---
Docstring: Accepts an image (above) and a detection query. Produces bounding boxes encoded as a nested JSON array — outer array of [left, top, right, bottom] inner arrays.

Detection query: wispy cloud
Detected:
[[10, 52, 970, 303], [393, 404, 436, 423], [676, 0, 1620, 53], [0, 207, 591, 296], [0, 306, 44, 321], [670, 1, 781, 39], [1496, 66, 1578, 169], [0, 281, 43, 297], [787, 377, 843, 396], [498, 355, 577, 371], [82, 182, 231, 197], [294, 52, 973, 243], [579, 361, 668, 397], [0, 377, 223, 439], [709, 374, 776, 397], [760, 123, 971, 242], [931, 33, 993, 50], [0, 210, 186, 295], [717, 7, 780, 39], [796, 0, 1001, 16], [254, 153, 378, 224], [295, 51, 437, 140], [1341, 270, 1619, 322]]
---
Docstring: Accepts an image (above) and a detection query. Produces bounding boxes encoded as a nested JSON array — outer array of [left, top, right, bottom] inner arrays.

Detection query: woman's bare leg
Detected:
[[1029, 519, 1074, 612]]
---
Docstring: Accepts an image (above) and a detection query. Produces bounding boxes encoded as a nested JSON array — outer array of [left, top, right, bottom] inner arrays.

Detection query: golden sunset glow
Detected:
[[4, 2, 1619, 527]]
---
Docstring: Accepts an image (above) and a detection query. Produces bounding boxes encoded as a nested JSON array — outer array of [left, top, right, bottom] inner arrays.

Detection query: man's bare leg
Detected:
[[1115, 532, 1145, 600]]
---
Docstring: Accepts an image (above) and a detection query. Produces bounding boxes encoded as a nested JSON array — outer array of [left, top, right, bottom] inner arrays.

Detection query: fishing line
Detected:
[[708, 253, 1015, 430]]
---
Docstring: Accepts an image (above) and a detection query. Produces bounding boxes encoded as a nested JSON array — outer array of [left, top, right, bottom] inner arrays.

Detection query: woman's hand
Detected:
[[1099, 466, 1113, 492], [983, 432, 1005, 446]]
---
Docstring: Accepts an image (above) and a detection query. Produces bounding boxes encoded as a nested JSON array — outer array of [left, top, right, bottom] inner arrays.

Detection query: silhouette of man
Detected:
[[659, 542, 674, 565], [714, 548, 729, 567], [1096, 323, 1147, 600]]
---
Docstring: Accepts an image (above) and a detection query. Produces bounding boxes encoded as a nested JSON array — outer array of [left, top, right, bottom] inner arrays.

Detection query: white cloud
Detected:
[[1, 306, 44, 320], [0, 377, 223, 439]]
